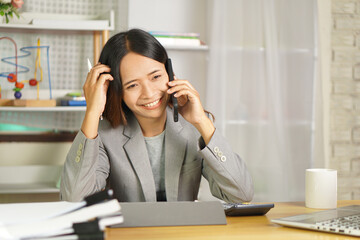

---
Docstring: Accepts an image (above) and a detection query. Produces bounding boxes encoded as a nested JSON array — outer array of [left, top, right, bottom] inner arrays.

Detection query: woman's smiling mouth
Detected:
[[142, 98, 162, 109]]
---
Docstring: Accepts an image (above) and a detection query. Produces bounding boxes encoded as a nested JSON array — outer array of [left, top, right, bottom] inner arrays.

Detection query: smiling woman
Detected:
[[97, 28, 170, 131], [60, 29, 254, 204], [120, 52, 170, 137]]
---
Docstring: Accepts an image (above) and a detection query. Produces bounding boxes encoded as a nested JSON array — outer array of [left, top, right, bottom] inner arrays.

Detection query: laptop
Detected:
[[271, 205, 360, 236], [112, 201, 227, 227]]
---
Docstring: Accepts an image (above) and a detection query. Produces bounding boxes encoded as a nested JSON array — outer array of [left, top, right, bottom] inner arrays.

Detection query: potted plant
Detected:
[[0, 0, 24, 23]]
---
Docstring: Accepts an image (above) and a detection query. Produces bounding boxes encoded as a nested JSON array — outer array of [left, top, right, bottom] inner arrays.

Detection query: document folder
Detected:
[[112, 201, 227, 227]]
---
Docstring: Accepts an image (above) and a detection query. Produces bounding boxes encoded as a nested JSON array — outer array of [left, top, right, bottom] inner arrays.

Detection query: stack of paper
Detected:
[[0, 190, 123, 239]]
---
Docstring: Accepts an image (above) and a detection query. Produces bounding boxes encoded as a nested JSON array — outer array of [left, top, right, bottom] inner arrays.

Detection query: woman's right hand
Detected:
[[81, 63, 113, 139], [83, 63, 113, 119]]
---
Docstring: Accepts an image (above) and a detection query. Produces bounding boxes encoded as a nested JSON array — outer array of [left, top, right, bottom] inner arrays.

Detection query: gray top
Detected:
[[144, 131, 166, 201]]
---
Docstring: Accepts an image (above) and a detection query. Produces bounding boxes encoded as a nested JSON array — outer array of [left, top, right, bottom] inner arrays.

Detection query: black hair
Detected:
[[98, 28, 168, 127]]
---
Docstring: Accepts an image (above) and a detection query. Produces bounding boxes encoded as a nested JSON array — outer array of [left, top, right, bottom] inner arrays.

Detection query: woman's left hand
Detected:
[[167, 77, 215, 144], [167, 77, 204, 124]]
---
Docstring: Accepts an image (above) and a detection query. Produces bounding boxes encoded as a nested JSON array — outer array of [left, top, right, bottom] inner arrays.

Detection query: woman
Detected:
[[60, 29, 253, 203]]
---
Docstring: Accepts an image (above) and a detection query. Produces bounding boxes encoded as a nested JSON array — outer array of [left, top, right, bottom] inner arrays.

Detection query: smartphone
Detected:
[[223, 203, 274, 216], [165, 58, 178, 122]]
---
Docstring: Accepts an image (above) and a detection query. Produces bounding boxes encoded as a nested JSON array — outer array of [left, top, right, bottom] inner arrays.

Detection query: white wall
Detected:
[[127, 0, 209, 104]]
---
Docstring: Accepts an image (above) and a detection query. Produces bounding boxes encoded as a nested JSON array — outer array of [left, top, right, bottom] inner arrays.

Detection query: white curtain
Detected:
[[206, 0, 317, 202]]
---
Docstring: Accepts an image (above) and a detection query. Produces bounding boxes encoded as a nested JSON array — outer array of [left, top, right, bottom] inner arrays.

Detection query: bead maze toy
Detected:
[[0, 36, 55, 107]]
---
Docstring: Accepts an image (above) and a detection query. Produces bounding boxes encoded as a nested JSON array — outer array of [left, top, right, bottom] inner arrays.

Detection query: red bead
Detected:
[[29, 79, 38, 86], [15, 82, 24, 89], [7, 73, 17, 83]]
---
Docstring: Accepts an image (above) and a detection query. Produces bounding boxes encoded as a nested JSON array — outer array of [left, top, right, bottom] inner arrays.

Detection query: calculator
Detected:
[[222, 203, 274, 216]]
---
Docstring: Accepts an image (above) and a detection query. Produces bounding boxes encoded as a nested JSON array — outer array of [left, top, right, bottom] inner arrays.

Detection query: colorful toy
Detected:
[[0, 36, 52, 101]]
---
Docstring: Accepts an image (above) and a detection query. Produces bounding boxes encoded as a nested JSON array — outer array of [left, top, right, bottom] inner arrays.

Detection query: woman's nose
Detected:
[[141, 81, 154, 98]]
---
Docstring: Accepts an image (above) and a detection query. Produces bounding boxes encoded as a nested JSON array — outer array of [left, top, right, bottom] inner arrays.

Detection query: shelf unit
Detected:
[[0, 90, 86, 131], [0, 11, 114, 197], [0, 11, 114, 132], [0, 11, 114, 64]]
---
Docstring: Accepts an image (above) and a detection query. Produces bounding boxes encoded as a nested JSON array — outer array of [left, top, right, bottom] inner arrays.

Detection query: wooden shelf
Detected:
[[0, 11, 114, 31], [0, 106, 86, 112], [0, 183, 59, 194]]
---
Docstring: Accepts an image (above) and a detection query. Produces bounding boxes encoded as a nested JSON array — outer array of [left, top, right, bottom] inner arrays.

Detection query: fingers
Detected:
[[169, 78, 196, 91], [87, 64, 111, 85], [173, 89, 198, 100], [167, 85, 200, 109], [167, 80, 199, 98], [96, 73, 114, 87], [83, 73, 113, 100], [83, 64, 113, 101]]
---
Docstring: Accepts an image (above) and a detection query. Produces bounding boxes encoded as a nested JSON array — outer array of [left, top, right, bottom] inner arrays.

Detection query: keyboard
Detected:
[[315, 214, 360, 235], [222, 203, 274, 216]]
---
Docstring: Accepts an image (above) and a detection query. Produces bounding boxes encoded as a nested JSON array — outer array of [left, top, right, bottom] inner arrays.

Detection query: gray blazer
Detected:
[[60, 107, 254, 203]]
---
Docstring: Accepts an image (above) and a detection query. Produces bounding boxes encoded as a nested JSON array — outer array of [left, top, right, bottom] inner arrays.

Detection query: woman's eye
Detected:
[[153, 75, 161, 80], [127, 84, 137, 89]]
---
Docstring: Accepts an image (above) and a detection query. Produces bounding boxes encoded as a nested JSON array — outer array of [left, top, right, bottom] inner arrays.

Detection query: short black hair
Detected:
[[99, 29, 168, 127]]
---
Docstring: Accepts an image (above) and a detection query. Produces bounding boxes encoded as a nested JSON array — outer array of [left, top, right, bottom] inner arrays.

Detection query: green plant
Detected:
[[0, 1, 20, 23]]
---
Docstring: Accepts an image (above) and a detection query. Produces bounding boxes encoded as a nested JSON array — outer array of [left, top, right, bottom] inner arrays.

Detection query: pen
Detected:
[[87, 58, 92, 72], [87, 58, 103, 120], [36, 232, 104, 240], [72, 212, 123, 234], [84, 189, 114, 206]]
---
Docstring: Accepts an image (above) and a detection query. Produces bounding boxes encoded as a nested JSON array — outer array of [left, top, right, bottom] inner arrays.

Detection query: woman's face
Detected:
[[120, 52, 170, 123]]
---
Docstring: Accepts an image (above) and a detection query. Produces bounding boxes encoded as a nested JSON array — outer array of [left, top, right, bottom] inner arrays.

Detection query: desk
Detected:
[[106, 200, 360, 240]]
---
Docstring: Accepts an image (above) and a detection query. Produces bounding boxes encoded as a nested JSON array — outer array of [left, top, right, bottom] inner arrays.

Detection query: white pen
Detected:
[[87, 58, 103, 120], [87, 58, 92, 72]]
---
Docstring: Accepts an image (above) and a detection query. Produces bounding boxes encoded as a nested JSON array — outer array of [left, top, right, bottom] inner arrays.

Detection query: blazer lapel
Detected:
[[165, 108, 187, 201], [123, 115, 157, 202]]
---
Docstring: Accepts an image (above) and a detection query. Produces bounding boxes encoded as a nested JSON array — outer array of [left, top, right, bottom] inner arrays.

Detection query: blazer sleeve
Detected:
[[60, 130, 110, 202], [199, 129, 254, 203]]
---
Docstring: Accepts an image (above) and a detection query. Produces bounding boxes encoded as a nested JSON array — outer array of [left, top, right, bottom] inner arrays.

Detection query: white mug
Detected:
[[305, 168, 337, 209]]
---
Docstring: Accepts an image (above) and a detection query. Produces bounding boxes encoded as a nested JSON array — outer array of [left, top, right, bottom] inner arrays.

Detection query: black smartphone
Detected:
[[165, 58, 178, 122], [223, 203, 274, 216]]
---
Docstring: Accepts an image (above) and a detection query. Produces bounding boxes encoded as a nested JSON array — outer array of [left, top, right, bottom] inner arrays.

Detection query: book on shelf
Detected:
[[59, 92, 86, 106], [0, 189, 123, 240], [149, 31, 204, 47], [149, 31, 200, 38], [60, 99, 86, 106]]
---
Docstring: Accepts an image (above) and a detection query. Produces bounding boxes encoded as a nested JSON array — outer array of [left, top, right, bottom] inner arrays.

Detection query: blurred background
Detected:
[[0, 0, 357, 203]]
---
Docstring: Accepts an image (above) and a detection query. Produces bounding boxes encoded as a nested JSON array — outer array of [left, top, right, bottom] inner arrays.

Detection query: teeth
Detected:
[[144, 99, 160, 107]]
